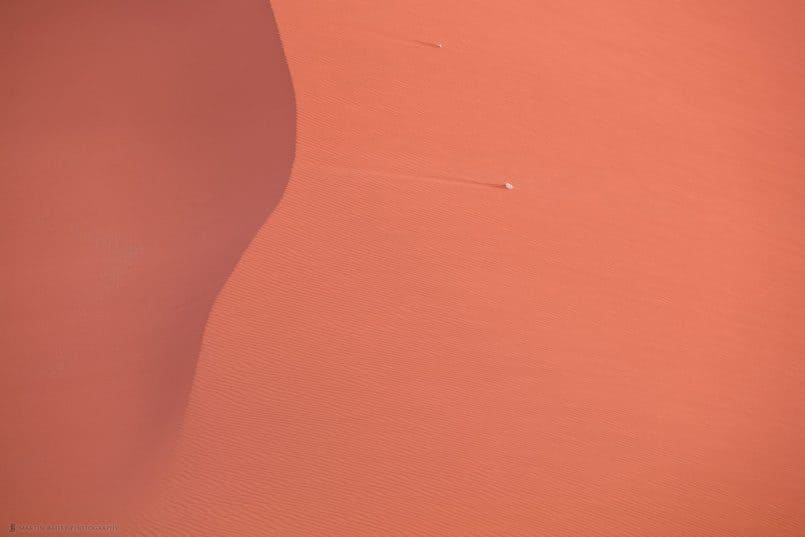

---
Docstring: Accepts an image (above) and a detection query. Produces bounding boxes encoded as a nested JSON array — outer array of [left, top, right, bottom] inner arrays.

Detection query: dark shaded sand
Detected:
[[0, 0, 294, 521]]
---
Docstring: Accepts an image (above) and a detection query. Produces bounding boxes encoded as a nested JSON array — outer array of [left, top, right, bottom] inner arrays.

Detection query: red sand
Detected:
[[1, 0, 293, 522], [4, 1, 805, 535]]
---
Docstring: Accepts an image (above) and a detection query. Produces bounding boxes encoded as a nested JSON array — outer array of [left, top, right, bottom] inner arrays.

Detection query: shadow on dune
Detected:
[[0, 0, 294, 517]]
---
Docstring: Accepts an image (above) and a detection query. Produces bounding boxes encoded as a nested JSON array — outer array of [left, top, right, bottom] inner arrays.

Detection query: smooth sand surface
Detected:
[[132, 1, 805, 535], [4, 1, 805, 535]]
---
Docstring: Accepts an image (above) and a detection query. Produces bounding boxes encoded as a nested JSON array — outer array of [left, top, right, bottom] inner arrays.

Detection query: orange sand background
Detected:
[[4, 1, 805, 535]]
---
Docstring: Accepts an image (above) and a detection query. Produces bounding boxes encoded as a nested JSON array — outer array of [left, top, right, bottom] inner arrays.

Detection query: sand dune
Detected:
[[5, 1, 805, 535], [131, 1, 805, 535], [1, 0, 293, 523]]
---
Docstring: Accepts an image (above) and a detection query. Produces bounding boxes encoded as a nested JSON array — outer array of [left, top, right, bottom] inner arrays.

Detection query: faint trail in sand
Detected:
[[295, 161, 505, 188]]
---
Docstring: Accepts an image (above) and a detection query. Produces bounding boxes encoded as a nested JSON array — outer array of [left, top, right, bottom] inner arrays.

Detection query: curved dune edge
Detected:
[[127, 1, 805, 536], [0, 0, 295, 522]]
